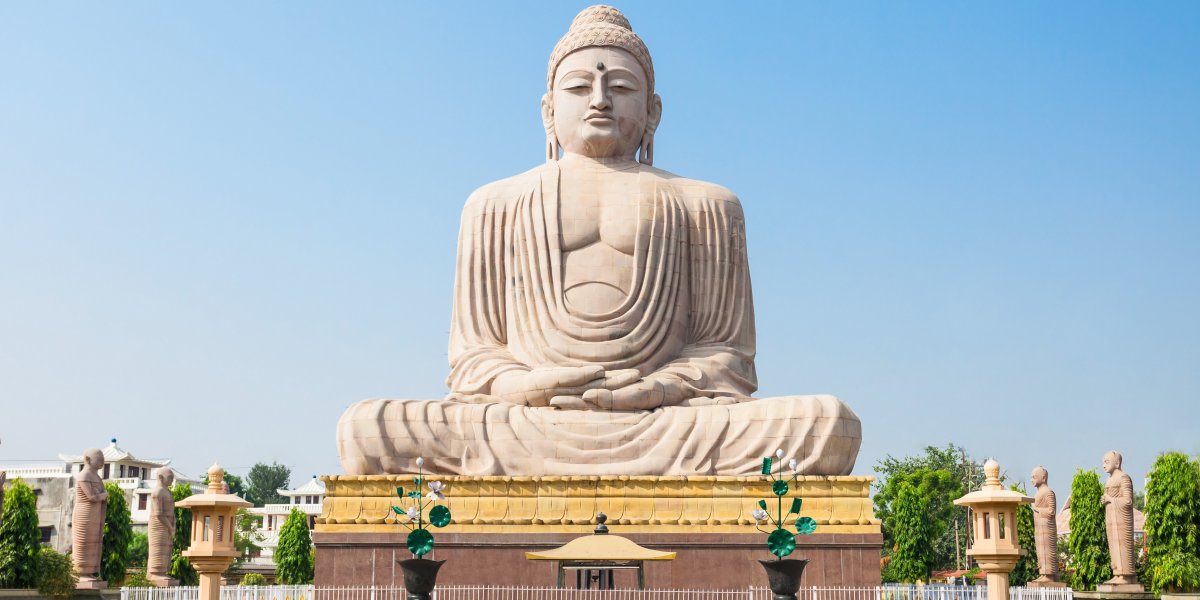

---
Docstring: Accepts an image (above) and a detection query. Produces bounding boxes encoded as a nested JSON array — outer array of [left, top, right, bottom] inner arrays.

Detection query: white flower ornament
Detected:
[[751, 508, 769, 522], [427, 480, 446, 501], [405, 506, 419, 522]]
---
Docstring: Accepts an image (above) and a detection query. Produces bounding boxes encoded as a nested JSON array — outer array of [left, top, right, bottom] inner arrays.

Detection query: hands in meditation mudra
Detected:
[[338, 6, 861, 476]]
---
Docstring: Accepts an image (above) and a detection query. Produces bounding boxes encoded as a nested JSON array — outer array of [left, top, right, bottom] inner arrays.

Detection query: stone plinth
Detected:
[[314, 475, 882, 587]]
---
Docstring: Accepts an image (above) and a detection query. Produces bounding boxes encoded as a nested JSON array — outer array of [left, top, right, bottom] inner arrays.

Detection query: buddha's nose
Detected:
[[590, 82, 611, 110]]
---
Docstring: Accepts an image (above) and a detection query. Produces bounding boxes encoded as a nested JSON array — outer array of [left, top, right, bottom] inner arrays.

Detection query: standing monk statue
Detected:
[[1100, 451, 1141, 590], [337, 4, 862, 477], [1030, 466, 1062, 586], [147, 469, 178, 586], [72, 448, 108, 589]]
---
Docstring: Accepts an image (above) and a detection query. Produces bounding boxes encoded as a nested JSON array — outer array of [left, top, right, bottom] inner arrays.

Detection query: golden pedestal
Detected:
[[314, 474, 882, 587]]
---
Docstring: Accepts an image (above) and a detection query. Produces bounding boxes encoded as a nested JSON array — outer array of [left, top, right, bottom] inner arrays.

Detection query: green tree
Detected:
[[1011, 483, 1039, 586], [883, 479, 935, 582], [274, 508, 313, 584], [34, 547, 76, 598], [128, 531, 149, 568], [1143, 452, 1200, 592], [246, 462, 290, 507], [201, 472, 246, 499], [230, 509, 263, 572], [1068, 469, 1112, 590], [874, 444, 980, 571], [100, 482, 133, 585], [0, 479, 42, 588], [168, 482, 198, 585]]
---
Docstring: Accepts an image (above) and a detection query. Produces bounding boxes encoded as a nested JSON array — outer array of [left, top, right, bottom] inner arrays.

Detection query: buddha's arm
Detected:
[[445, 192, 530, 398], [1115, 475, 1134, 509], [642, 194, 757, 402]]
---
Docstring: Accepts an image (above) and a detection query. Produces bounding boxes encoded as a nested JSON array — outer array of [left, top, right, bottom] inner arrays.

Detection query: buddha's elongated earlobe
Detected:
[[541, 93, 558, 162], [640, 94, 663, 166]]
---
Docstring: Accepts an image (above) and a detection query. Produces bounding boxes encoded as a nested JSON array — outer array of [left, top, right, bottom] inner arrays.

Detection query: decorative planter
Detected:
[[759, 559, 808, 600], [398, 558, 446, 600]]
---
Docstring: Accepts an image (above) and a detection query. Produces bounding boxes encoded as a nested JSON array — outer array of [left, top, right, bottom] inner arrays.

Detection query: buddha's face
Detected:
[[1032, 468, 1046, 487], [550, 46, 653, 159], [1103, 452, 1119, 474]]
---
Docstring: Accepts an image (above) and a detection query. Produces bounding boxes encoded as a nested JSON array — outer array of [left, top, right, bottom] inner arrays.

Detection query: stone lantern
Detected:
[[954, 459, 1032, 600], [176, 463, 251, 600]]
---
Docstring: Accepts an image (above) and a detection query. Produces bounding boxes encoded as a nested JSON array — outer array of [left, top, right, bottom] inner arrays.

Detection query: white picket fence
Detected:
[[119, 585, 1073, 600]]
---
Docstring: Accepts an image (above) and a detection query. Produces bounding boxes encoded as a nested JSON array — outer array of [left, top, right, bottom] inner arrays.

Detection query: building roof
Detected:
[[279, 476, 326, 497], [59, 439, 171, 468]]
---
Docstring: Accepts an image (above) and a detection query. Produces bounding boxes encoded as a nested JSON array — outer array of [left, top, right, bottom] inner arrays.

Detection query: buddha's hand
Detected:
[[487, 366, 641, 408], [561, 375, 691, 411]]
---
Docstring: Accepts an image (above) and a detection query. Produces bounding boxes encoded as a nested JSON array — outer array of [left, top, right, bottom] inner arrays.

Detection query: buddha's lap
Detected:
[[337, 394, 861, 476]]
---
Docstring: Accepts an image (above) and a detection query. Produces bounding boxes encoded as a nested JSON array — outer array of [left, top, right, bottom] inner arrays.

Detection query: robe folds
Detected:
[[337, 162, 861, 476]]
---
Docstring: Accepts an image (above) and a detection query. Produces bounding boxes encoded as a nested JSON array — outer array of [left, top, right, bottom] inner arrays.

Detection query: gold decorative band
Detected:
[[316, 475, 881, 535]]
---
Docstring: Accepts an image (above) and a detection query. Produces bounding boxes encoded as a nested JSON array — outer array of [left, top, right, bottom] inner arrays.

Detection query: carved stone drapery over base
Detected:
[[337, 395, 860, 477]]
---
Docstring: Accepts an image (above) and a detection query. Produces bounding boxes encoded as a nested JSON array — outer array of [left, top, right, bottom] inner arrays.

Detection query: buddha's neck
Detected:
[[559, 153, 640, 172]]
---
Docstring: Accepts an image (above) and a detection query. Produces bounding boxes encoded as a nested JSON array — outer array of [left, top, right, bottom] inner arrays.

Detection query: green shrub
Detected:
[[168, 483, 197, 585], [1012, 483, 1039, 586], [1068, 469, 1112, 590], [34, 547, 76, 598], [122, 570, 156, 588], [127, 532, 148, 568], [275, 508, 313, 584], [1144, 452, 1200, 592], [100, 482, 133, 586], [240, 572, 268, 586], [0, 479, 42, 588]]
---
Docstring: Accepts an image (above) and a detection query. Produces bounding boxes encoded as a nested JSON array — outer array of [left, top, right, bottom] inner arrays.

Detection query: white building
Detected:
[[0, 439, 201, 553], [246, 476, 325, 564]]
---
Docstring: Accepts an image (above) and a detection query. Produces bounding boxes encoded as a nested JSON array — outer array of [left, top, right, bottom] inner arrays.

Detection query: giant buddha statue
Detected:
[[337, 5, 862, 477]]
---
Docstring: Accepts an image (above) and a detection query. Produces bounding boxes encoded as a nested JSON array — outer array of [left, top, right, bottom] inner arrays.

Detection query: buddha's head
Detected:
[[156, 468, 174, 488], [1103, 450, 1122, 474], [1031, 466, 1047, 487], [543, 5, 662, 164], [83, 448, 104, 473]]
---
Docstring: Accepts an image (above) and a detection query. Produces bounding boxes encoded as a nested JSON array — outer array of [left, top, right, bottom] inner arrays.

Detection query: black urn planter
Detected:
[[398, 558, 446, 600], [759, 559, 808, 600]]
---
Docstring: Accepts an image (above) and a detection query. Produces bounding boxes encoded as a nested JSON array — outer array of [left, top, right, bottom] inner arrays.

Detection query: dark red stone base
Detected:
[[314, 532, 881, 588]]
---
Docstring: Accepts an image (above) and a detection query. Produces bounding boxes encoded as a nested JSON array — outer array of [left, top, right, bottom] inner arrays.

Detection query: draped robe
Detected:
[[1033, 485, 1059, 579], [1105, 470, 1136, 577], [337, 162, 861, 476]]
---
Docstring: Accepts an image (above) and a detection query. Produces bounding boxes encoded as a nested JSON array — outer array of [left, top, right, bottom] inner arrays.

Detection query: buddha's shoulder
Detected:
[[641, 165, 744, 213], [462, 165, 550, 213]]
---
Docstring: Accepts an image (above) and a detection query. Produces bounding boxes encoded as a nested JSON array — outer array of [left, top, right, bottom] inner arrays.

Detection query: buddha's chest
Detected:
[[556, 170, 660, 314]]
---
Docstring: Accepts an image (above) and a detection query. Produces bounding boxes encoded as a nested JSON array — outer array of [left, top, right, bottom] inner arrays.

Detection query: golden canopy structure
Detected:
[[525, 514, 675, 589]]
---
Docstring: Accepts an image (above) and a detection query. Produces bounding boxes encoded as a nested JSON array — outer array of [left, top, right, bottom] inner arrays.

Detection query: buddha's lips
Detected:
[[586, 113, 615, 122]]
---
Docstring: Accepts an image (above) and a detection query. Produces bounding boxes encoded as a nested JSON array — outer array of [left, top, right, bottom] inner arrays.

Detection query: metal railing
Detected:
[[119, 585, 1073, 600]]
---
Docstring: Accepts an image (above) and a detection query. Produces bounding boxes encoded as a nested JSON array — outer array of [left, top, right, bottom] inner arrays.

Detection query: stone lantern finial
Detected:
[[207, 463, 225, 493], [984, 458, 1001, 489]]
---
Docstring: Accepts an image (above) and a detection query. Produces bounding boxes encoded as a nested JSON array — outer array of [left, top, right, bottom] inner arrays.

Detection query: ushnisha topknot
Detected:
[[547, 5, 654, 94]]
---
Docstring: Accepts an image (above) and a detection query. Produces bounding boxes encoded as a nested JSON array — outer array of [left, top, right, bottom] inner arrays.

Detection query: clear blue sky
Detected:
[[2, 2, 1197, 494]]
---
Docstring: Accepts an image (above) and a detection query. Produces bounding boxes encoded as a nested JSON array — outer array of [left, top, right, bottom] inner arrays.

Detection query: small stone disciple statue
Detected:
[[1101, 451, 1141, 589], [1030, 466, 1060, 585], [72, 448, 108, 588], [337, 5, 862, 476], [147, 469, 178, 586]]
